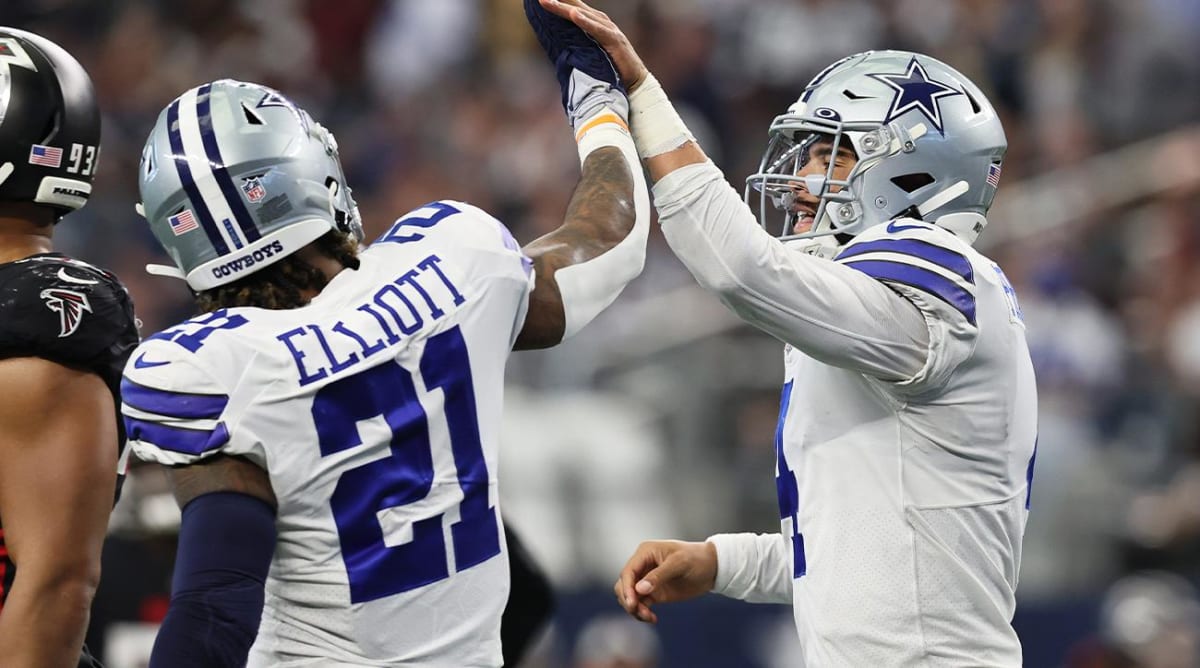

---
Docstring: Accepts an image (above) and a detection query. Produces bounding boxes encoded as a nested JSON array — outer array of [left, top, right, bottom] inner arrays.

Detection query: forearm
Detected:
[[151, 583, 265, 668], [626, 74, 708, 183], [0, 574, 96, 667], [150, 491, 276, 668], [706, 532, 793, 604], [520, 127, 650, 346], [645, 141, 707, 183]]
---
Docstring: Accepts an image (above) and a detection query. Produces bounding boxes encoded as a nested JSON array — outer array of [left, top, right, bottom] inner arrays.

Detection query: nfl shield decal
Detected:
[[242, 176, 266, 203]]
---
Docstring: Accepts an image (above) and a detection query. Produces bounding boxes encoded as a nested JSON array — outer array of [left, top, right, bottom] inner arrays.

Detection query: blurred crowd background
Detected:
[[9, 0, 1200, 666]]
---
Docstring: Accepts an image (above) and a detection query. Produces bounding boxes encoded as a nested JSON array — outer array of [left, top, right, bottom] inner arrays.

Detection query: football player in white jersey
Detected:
[[121, 17, 648, 666], [539, 1, 1038, 666]]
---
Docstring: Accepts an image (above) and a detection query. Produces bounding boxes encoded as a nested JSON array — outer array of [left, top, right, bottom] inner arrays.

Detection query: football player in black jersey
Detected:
[[0, 27, 139, 667]]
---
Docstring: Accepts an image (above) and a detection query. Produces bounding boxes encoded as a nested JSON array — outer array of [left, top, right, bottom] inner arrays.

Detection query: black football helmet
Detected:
[[0, 27, 100, 219]]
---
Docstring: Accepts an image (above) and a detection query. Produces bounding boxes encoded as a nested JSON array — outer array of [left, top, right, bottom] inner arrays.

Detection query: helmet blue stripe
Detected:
[[166, 99, 230, 255], [195, 84, 263, 243]]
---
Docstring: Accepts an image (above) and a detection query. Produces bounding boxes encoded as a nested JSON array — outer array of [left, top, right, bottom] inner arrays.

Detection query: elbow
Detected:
[[624, 244, 647, 283], [696, 258, 750, 298], [661, 219, 759, 299], [703, 240, 776, 299], [700, 271, 742, 296], [52, 578, 100, 622], [43, 562, 102, 605], [17, 564, 101, 619]]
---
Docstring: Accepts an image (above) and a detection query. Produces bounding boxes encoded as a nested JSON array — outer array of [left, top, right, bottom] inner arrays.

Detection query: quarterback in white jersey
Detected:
[[540, 2, 1037, 666], [122, 49, 647, 668]]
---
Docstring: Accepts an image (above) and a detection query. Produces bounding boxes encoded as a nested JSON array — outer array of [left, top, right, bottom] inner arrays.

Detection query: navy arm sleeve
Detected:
[[149, 492, 277, 668]]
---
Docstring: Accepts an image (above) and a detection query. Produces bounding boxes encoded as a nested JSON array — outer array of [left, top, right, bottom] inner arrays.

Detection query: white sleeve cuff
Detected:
[[707, 532, 794, 604]]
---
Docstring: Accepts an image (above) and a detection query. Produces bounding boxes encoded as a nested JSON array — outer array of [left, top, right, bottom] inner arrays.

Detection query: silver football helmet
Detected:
[[138, 80, 362, 291], [746, 51, 1006, 253]]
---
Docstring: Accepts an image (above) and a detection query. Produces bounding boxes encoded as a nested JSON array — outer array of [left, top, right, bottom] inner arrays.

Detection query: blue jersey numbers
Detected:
[[377, 201, 460, 245], [775, 381, 806, 578], [311, 324, 500, 603], [148, 309, 250, 352], [992, 263, 1024, 325]]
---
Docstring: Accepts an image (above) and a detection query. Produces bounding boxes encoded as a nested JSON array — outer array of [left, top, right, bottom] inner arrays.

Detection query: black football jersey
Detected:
[[0, 253, 139, 609]]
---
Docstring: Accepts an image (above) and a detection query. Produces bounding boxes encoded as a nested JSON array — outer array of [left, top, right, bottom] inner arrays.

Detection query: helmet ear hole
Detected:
[[891, 173, 934, 193], [324, 176, 350, 233]]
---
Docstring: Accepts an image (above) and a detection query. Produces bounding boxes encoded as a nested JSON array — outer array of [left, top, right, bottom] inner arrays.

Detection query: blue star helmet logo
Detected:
[[868, 56, 962, 135]]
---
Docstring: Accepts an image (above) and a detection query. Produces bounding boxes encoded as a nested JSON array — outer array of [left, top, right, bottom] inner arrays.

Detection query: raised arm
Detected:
[[515, 0, 651, 350], [516, 145, 643, 349], [652, 163, 930, 380], [0, 358, 117, 668], [536, 0, 930, 379]]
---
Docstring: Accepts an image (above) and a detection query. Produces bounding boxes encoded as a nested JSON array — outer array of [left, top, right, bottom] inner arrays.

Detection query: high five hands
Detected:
[[536, 0, 650, 92]]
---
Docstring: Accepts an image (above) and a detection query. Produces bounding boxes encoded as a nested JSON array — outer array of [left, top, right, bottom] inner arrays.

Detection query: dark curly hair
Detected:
[[196, 230, 361, 313]]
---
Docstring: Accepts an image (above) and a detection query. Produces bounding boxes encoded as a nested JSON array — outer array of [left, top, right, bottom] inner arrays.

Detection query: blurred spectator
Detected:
[[573, 614, 661, 668], [500, 388, 678, 588], [1067, 571, 1200, 668]]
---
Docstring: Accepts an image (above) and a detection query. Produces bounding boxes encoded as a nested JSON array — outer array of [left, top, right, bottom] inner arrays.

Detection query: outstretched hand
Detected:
[[537, 0, 650, 92], [613, 540, 718, 624]]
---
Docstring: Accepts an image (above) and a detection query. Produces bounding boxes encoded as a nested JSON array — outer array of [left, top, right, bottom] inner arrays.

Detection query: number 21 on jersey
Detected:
[[311, 324, 500, 603]]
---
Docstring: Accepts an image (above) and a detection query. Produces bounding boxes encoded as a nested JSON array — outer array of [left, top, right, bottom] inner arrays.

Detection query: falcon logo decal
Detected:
[[0, 38, 38, 72], [40, 288, 93, 338], [0, 38, 39, 130]]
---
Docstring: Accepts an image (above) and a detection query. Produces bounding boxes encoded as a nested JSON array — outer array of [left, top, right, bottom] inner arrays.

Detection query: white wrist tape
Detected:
[[555, 108, 650, 340], [628, 73, 695, 159]]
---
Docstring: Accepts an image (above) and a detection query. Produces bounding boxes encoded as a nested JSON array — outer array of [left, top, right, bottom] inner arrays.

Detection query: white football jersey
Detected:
[[122, 200, 534, 667], [655, 163, 1037, 667]]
